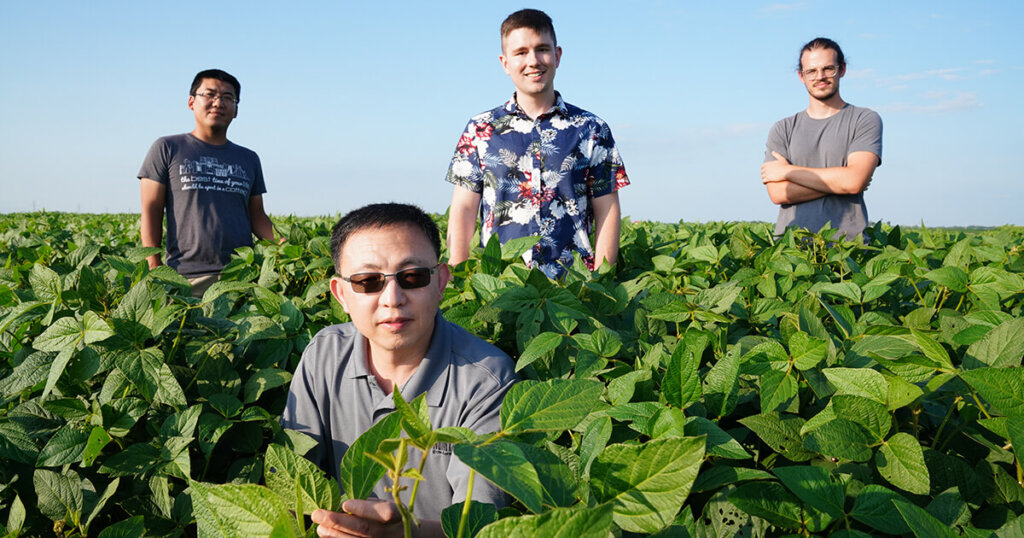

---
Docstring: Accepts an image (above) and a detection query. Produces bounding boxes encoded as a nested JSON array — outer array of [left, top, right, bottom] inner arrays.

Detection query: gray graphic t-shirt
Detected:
[[138, 133, 266, 277], [764, 104, 882, 240]]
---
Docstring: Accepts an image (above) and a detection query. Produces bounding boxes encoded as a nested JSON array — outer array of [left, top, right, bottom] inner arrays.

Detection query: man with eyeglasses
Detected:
[[445, 9, 630, 279], [761, 37, 882, 241], [138, 69, 278, 297], [281, 203, 516, 536]]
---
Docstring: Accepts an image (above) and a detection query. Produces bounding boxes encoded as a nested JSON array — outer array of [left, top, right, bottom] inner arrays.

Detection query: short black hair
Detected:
[[798, 37, 846, 72], [329, 203, 442, 274], [190, 69, 241, 102], [501, 9, 556, 48]]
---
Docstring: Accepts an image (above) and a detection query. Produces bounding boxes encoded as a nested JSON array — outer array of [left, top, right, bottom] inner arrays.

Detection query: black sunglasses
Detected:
[[340, 265, 439, 294]]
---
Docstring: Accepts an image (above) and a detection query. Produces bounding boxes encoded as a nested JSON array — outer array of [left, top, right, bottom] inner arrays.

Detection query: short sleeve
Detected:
[[850, 109, 882, 165], [446, 375, 517, 507], [764, 120, 789, 163], [138, 138, 172, 184], [587, 122, 629, 198], [445, 120, 485, 193], [250, 152, 267, 196], [280, 346, 329, 471]]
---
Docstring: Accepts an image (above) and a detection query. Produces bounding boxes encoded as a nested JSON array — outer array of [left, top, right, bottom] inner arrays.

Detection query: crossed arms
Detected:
[[761, 150, 879, 205]]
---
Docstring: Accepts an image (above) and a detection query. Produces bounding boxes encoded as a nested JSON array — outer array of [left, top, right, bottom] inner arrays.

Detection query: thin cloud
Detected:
[[758, 2, 808, 14], [974, 59, 995, 65], [880, 91, 980, 113], [844, 68, 875, 80]]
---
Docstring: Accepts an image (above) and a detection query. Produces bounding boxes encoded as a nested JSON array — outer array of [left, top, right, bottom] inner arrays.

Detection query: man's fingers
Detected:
[[341, 499, 401, 524]]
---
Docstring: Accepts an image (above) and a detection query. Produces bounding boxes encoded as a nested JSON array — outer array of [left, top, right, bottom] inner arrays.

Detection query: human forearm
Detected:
[[250, 212, 276, 242], [762, 151, 878, 195], [140, 179, 166, 269], [766, 180, 827, 205], [592, 192, 621, 268], [446, 187, 481, 266]]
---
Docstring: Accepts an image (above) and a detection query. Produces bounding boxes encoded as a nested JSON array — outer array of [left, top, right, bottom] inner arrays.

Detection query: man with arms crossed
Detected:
[[446, 8, 630, 279], [761, 37, 882, 241], [282, 203, 516, 537], [139, 69, 278, 297]]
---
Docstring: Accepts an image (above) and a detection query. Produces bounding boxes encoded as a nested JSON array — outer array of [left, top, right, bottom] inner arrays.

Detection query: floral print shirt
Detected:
[[445, 93, 630, 278]]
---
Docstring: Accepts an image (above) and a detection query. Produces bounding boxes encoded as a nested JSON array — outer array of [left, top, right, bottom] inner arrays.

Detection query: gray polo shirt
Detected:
[[281, 310, 517, 519]]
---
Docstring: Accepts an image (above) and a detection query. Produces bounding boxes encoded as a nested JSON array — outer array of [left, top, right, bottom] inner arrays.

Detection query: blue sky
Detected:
[[1, 1, 1021, 226]]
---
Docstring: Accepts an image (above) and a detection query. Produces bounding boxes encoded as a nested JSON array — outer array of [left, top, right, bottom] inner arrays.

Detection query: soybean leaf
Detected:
[[113, 347, 164, 403], [579, 416, 611, 478], [892, 498, 960, 538], [475, 503, 613, 538], [454, 440, 543, 514], [760, 369, 798, 414], [338, 412, 402, 501], [774, 466, 846, 519], [1004, 417, 1024, 481], [519, 443, 578, 508], [34, 316, 84, 352], [500, 379, 603, 433], [34, 469, 83, 523], [243, 369, 292, 404], [876, 432, 930, 495], [516, 332, 563, 372], [189, 480, 298, 538], [850, 484, 911, 535], [683, 416, 750, 460], [823, 367, 888, 404], [703, 347, 741, 419], [803, 419, 874, 462], [36, 424, 90, 467], [789, 332, 828, 370], [265, 444, 341, 514], [441, 501, 497, 538], [831, 394, 891, 441], [5, 495, 26, 535], [590, 436, 705, 533], [963, 318, 1024, 369], [739, 413, 815, 462], [960, 368, 1024, 417], [911, 329, 954, 371], [663, 332, 707, 410], [97, 515, 145, 538], [817, 281, 862, 303], [42, 348, 74, 400], [924, 266, 969, 293], [727, 481, 803, 531], [392, 388, 431, 441], [691, 465, 773, 492]]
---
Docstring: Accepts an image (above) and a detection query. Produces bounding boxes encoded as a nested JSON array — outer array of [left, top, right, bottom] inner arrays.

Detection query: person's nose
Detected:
[[379, 276, 407, 307]]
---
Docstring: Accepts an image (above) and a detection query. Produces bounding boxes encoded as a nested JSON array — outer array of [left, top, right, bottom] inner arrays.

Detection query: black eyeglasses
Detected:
[[340, 265, 439, 294], [193, 90, 238, 105]]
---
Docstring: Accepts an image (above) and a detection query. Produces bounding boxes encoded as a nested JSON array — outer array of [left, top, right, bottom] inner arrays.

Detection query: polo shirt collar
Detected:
[[504, 92, 568, 119], [347, 311, 451, 409]]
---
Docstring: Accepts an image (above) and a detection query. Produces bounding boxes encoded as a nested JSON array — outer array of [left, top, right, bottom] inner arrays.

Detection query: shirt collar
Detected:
[[504, 92, 568, 119]]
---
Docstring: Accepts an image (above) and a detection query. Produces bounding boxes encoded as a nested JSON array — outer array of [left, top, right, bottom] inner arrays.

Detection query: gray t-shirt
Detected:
[[280, 311, 518, 520], [764, 104, 882, 240], [137, 133, 267, 277]]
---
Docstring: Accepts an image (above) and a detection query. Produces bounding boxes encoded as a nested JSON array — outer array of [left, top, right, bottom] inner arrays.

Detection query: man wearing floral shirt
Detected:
[[445, 8, 630, 279]]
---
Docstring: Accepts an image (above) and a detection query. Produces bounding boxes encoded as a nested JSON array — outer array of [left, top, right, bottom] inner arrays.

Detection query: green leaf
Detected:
[[189, 480, 297, 538], [803, 419, 874, 462], [454, 440, 544, 514], [516, 332, 563, 372], [911, 329, 954, 371], [42, 348, 74, 400], [831, 394, 891, 441], [727, 481, 804, 531], [924, 266, 969, 293], [97, 515, 145, 538], [963, 318, 1024, 369], [475, 503, 613, 538], [691, 465, 773, 492], [113, 347, 164, 402], [760, 369, 798, 414], [892, 498, 960, 538], [201, 280, 254, 303], [823, 367, 888, 404], [264, 444, 341, 514], [885, 374, 924, 410], [817, 281, 862, 303], [0, 421, 40, 465], [663, 332, 707, 410], [5, 495, 25, 535], [500, 379, 603, 433], [774, 466, 846, 519], [338, 412, 401, 500], [683, 416, 750, 460], [789, 332, 828, 370], [36, 424, 90, 467], [243, 369, 292, 404], [33, 469, 83, 522], [579, 416, 611, 478], [703, 347, 741, 418], [34, 316, 85, 352], [960, 368, 1024, 417], [519, 443, 578, 508], [590, 437, 705, 533], [876, 432, 930, 495], [1005, 417, 1024, 483], [441, 501, 498, 538], [739, 413, 815, 462], [850, 484, 911, 535], [30, 263, 61, 302]]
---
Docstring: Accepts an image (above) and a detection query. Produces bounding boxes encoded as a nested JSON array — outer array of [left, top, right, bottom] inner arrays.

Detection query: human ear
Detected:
[[329, 276, 350, 313]]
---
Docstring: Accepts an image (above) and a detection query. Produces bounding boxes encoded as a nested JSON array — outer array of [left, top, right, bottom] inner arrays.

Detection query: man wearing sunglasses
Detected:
[[761, 37, 882, 241], [138, 69, 278, 298], [281, 203, 516, 536]]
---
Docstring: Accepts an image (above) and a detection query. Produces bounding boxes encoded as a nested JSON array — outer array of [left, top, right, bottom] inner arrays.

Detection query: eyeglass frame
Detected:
[[800, 65, 840, 80], [339, 264, 440, 294], [192, 90, 238, 105]]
